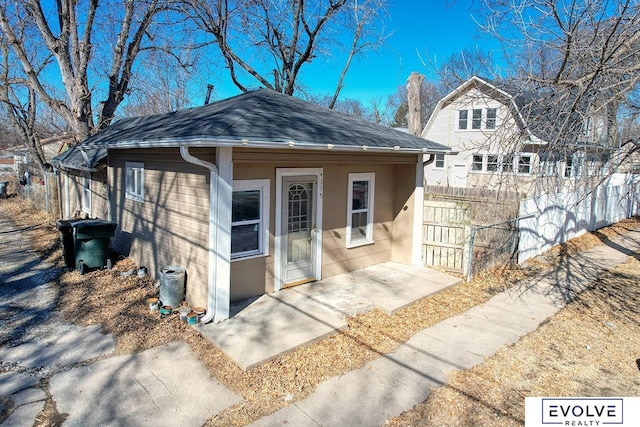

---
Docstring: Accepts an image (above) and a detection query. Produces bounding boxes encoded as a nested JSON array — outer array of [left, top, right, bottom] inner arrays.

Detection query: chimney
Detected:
[[204, 84, 214, 105], [406, 72, 425, 136]]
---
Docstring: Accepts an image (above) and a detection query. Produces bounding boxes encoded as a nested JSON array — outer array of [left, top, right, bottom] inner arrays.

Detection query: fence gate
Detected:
[[423, 201, 471, 274]]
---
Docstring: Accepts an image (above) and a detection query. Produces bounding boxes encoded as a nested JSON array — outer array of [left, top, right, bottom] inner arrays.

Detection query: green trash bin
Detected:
[[71, 219, 117, 274], [56, 220, 77, 269]]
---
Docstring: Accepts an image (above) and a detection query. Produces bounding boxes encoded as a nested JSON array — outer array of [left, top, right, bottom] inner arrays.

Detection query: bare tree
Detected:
[[434, 47, 499, 91], [123, 49, 196, 116], [0, 40, 48, 171], [0, 0, 183, 142], [479, 0, 640, 162], [185, 0, 388, 101], [428, 0, 640, 195]]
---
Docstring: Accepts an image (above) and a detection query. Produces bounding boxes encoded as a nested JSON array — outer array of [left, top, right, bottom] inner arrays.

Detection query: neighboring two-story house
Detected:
[[422, 76, 614, 195]]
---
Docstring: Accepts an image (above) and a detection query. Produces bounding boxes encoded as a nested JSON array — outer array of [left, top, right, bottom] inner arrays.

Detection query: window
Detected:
[[347, 173, 375, 247], [502, 154, 514, 173], [472, 154, 484, 171], [564, 157, 574, 178], [486, 155, 499, 172], [125, 162, 144, 202], [231, 179, 270, 259], [458, 110, 468, 130], [518, 155, 532, 175], [472, 109, 482, 129], [486, 108, 497, 129], [459, 108, 498, 130], [81, 172, 91, 214], [434, 153, 445, 169]]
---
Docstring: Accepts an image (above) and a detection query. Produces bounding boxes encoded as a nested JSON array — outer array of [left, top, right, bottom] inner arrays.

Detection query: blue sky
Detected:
[[211, 0, 501, 104]]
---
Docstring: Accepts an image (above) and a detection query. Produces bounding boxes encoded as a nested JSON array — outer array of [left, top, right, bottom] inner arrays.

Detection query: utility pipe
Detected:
[[180, 146, 218, 324]]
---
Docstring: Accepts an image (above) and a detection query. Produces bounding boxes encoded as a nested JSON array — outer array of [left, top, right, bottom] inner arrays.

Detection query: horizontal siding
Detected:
[[109, 148, 213, 307], [62, 170, 108, 220], [231, 162, 403, 298], [234, 148, 418, 165], [105, 147, 418, 306]]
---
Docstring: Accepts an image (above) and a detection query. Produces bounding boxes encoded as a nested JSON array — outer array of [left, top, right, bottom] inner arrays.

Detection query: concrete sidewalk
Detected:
[[198, 263, 461, 369], [0, 210, 242, 427], [251, 229, 640, 426]]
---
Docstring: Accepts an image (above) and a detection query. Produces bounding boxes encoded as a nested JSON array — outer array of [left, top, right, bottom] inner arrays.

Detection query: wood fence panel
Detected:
[[423, 201, 471, 274]]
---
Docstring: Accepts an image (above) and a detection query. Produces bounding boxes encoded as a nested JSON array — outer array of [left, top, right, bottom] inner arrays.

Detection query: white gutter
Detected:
[[180, 146, 218, 324], [84, 137, 450, 155]]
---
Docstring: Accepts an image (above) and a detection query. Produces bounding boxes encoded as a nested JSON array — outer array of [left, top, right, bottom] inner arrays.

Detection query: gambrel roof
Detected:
[[422, 75, 588, 146]]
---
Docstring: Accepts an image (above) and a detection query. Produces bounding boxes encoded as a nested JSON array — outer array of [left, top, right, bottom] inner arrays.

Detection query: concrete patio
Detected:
[[197, 262, 461, 370]]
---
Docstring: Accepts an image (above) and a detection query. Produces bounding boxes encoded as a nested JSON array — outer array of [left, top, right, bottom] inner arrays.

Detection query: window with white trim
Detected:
[[502, 154, 514, 173], [563, 157, 573, 178], [81, 171, 91, 214], [517, 154, 533, 175], [486, 155, 499, 172], [125, 162, 144, 203], [486, 108, 497, 129], [434, 153, 445, 169], [231, 179, 270, 260], [472, 109, 482, 129], [458, 108, 498, 130], [347, 173, 375, 247], [458, 110, 468, 130], [472, 154, 484, 171]]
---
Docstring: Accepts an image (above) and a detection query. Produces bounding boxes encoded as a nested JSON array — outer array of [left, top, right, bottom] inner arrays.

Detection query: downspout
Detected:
[[180, 146, 218, 324]]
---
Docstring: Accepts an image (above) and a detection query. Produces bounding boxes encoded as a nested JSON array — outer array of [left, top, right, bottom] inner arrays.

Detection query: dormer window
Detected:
[[457, 108, 497, 130]]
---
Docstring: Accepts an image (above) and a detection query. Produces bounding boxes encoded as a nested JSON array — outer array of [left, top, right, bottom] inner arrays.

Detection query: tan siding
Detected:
[[91, 169, 109, 219], [67, 172, 82, 216], [109, 148, 214, 307], [391, 163, 417, 264], [230, 160, 412, 301], [62, 170, 108, 219], [234, 148, 417, 164], [107, 147, 419, 306]]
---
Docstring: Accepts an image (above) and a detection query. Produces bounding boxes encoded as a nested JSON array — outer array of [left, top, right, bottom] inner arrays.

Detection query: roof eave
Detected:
[[84, 137, 452, 155], [52, 161, 105, 173]]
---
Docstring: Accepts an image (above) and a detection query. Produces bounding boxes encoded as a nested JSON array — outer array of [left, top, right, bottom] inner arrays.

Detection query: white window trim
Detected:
[[458, 109, 468, 130], [457, 108, 499, 131], [125, 162, 144, 203], [433, 153, 446, 169], [516, 154, 534, 176], [231, 179, 270, 261], [471, 153, 485, 173], [346, 172, 375, 248], [81, 171, 91, 215]]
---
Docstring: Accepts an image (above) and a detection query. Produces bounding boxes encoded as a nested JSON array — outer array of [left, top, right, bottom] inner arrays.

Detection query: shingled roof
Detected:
[[79, 88, 449, 153], [52, 144, 107, 172]]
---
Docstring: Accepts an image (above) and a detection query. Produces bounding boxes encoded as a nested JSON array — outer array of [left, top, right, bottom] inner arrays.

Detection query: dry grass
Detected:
[[388, 236, 640, 426], [2, 195, 640, 427]]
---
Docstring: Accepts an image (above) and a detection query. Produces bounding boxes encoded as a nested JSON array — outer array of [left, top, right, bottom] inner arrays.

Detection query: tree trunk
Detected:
[[406, 72, 425, 136]]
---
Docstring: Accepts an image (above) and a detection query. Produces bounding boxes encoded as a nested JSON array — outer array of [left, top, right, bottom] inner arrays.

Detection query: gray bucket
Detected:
[[159, 266, 186, 308]]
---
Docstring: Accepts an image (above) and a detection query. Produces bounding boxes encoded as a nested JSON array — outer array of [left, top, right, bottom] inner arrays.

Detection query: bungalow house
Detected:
[[55, 89, 450, 323], [422, 76, 615, 195]]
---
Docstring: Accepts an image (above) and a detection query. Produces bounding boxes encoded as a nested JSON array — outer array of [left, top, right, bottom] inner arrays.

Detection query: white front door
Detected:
[[275, 169, 323, 290]]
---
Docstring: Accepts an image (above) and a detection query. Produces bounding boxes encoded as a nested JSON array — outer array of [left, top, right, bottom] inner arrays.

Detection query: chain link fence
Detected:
[[3, 170, 59, 220], [465, 215, 533, 281]]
